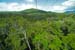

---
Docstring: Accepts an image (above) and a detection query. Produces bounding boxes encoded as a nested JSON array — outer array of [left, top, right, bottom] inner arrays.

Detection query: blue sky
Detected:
[[0, 0, 75, 12]]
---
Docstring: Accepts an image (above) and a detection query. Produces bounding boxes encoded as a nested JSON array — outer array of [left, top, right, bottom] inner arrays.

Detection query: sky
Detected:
[[0, 0, 75, 12]]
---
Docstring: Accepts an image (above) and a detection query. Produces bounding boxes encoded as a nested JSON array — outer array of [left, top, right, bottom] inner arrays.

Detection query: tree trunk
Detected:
[[23, 31, 32, 50]]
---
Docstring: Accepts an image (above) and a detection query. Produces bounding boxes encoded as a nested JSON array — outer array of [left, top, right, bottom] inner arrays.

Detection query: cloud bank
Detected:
[[49, 0, 75, 12], [0, 0, 75, 13], [0, 2, 35, 11]]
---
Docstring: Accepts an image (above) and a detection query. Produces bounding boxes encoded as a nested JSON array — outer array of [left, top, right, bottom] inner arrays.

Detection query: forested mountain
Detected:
[[0, 9, 75, 50]]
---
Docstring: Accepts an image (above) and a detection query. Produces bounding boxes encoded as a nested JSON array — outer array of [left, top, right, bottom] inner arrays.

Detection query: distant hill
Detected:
[[20, 8, 48, 14], [0, 8, 48, 15], [0, 8, 74, 18], [0, 8, 56, 20], [0, 8, 75, 14], [65, 11, 75, 14]]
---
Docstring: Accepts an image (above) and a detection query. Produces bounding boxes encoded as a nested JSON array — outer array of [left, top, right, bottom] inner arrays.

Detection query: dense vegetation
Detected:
[[0, 9, 75, 50]]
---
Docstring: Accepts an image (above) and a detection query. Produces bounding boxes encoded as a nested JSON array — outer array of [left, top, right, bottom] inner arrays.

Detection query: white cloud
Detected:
[[48, 0, 75, 12], [48, 6, 66, 13], [62, 0, 75, 7], [0, 2, 44, 11], [37, 0, 75, 12], [0, 2, 36, 11], [0, 2, 68, 12], [25, 0, 34, 2], [69, 0, 75, 1]]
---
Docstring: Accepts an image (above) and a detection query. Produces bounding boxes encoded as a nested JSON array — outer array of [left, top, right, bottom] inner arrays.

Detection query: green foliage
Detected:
[[0, 9, 75, 50]]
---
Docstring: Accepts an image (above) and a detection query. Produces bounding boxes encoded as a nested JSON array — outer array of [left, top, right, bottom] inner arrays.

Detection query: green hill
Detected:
[[21, 8, 47, 13]]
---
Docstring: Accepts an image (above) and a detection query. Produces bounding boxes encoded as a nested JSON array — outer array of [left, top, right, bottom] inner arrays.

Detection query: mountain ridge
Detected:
[[0, 8, 75, 14]]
